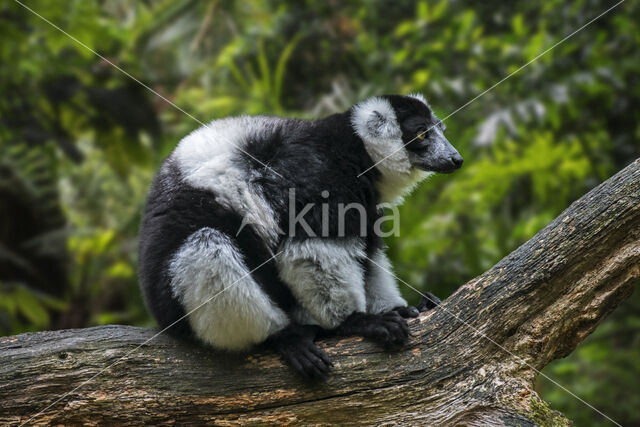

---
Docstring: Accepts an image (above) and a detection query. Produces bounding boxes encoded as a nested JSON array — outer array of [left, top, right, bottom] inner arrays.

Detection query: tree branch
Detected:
[[2, 159, 639, 425]]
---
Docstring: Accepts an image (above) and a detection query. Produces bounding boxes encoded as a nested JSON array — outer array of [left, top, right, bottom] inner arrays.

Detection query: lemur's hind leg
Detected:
[[266, 324, 333, 381], [169, 227, 289, 351]]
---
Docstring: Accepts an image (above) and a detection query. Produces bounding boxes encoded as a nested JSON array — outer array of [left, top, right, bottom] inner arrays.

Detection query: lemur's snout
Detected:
[[437, 153, 463, 173], [451, 153, 463, 169], [436, 145, 463, 173]]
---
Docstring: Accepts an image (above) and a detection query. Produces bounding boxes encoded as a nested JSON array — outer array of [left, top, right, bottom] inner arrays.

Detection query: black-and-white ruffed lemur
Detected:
[[138, 94, 463, 380]]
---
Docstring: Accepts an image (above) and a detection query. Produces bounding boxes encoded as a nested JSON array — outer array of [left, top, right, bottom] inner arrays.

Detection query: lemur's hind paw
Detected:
[[268, 324, 333, 381], [279, 341, 333, 381], [416, 292, 441, 312]]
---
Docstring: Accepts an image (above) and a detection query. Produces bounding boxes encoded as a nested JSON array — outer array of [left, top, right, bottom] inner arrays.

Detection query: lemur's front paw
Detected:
[[371, 311, 410, 347], [392, 305, 420, 318], [338, 312, 409, 347], [416, 292, 442, 312]]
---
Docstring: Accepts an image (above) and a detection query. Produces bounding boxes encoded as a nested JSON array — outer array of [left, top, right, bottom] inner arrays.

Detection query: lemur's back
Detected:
[[138, 116, 298, 338]]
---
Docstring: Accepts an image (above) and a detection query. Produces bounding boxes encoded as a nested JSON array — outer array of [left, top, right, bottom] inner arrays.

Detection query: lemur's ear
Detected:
[[368, 110, 390, 136], [351, 97, 401, 140]]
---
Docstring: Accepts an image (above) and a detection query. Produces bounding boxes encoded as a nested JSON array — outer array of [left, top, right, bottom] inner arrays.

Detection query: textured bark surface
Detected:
[[1, 159, 639, 426]]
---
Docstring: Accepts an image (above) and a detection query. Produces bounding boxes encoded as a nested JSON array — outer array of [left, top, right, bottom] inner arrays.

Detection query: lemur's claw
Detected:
[[416, 292, 441, 312]]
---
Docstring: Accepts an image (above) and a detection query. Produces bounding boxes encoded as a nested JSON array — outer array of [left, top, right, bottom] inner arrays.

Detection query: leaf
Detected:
[[273, 33, 301, 111], [14, 287, 50, 328], [512, 14, 525, 37]]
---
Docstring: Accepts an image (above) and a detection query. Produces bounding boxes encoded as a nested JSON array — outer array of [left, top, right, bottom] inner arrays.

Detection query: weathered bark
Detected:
[[2, 159, 639, 426]]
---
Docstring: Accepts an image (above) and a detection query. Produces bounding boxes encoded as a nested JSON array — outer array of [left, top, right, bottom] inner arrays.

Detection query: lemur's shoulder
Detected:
[[171, 116, 288, 169]]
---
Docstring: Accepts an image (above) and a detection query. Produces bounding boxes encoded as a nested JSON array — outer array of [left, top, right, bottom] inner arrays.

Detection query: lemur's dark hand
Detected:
[[416, 292, 441, 312], [267, 324, 333, 382], [336, 311, 409, 347], [392, 305, 420, 318]]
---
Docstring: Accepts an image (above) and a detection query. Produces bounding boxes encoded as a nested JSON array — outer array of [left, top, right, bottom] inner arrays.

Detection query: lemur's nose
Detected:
[[451, 153, 464, 168]]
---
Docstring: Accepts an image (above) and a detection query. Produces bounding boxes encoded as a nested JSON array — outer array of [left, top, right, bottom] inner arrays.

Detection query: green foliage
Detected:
[[1, 0, 638, 424]]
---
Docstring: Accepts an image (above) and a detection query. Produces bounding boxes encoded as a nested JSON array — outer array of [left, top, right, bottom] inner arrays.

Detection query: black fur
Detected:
[[265, 324, 332, 381], [240, 113, 383, 244], [385, 94, 436, 149], [416, 292, 442, 312], [332, 311, 410, 347]]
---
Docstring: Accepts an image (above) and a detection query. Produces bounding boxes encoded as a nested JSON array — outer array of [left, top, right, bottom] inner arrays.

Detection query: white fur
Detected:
[[277, 238, 367, 328], [383, 169, 433, 206], [351, 96, 430, 205], [172, 116, 282, 248], [365, 248, 407, 313], [408, 92, 429, 107], [169, 228, 288, 351]]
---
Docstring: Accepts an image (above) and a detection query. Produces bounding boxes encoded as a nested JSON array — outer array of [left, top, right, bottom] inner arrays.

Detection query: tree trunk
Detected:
[[2, 159, 639, 426]]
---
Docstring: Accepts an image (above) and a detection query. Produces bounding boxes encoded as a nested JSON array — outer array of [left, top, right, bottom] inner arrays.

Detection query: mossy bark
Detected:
[[1, 159, 639, 426]]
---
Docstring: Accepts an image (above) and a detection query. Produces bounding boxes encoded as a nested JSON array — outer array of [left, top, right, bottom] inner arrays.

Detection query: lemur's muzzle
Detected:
[[413, 133, 463, 174]]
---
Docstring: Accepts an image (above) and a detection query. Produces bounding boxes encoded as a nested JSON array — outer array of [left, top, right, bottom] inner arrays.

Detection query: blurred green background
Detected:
[[1, 0, 638, 424]]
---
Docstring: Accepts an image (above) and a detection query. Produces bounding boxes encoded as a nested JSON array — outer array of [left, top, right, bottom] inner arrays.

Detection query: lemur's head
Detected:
[[351, 94, 462, 174], [351, 94, 463, 203]]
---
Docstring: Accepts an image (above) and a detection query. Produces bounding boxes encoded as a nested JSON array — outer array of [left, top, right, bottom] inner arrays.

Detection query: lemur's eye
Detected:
[[416, 132, 425, 140]]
